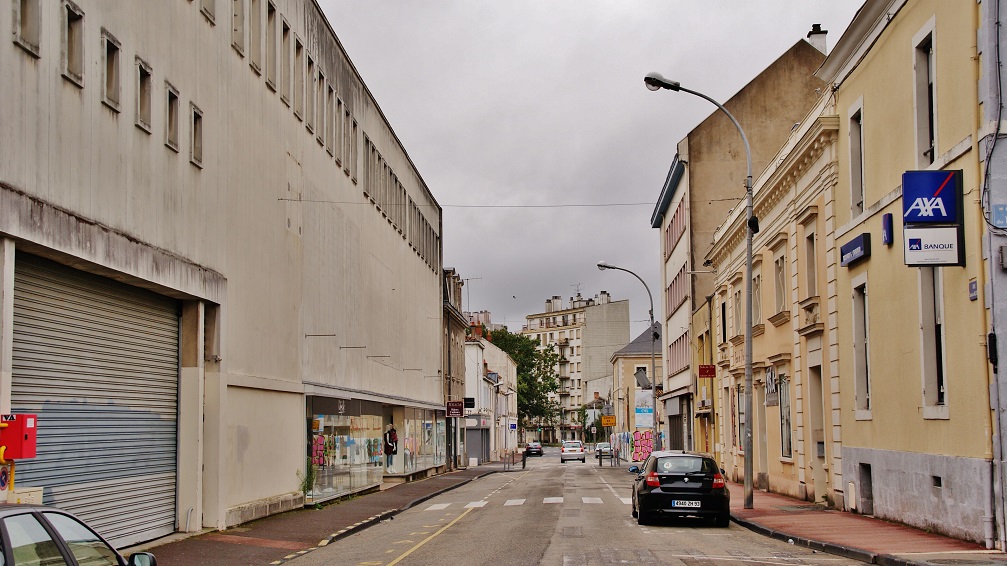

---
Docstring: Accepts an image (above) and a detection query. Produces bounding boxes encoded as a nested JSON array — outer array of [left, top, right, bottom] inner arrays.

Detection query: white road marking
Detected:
[[543, 497, 563, 504], [504, 499, 525, 506], [464, 501, 488, 508], [424, 503, 450, 511], [582, 497, 603, 504], [620, 497, 631, 505]]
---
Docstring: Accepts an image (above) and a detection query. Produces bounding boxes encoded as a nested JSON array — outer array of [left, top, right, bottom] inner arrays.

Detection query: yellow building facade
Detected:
[[820, 0, 991, 542]]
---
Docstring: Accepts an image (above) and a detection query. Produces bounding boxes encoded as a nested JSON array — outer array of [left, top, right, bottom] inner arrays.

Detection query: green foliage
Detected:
[[487, 327, 560, 429], [297, 459, 317, 498]]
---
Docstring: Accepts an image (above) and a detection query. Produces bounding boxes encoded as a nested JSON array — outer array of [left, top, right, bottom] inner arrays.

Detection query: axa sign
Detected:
[[902, 170, 962, 224]]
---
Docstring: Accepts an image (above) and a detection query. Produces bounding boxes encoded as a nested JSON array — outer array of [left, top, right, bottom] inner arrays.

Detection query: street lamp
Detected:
[[596, 261, 661, 452], [644, 71, 756, 509]]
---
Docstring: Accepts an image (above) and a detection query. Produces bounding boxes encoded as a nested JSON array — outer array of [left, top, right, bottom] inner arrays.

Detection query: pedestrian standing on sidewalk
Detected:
[[384, 424, 398, 471]]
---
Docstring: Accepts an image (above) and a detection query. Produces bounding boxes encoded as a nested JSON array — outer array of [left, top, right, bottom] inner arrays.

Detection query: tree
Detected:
[[487, 328, 560, 431]]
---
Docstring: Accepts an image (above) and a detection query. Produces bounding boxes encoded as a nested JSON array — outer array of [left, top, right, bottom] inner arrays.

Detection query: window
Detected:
[[165, 82, 180, 151], [348, 117, 359, 181], [334, 98, 344, 165], [733, 288, 742, 337], [62, 1, 85, 86], [265, 2, 276, 89], [736, 386, 745, 450], [231, 0, 244, 55], [249, 0, 261, 72], [853, 276, 870, 412], [805, 228, 817, 297], [849, 103, 865, 217], [317, 71, 326, 145], [13, 0, 41, 56], [914, 23, 936, 167], [305, 55, 315, 131], [720, 299, 727, 344], [101, 29, 121, 111], [44, 512, 119, 566], [190, 103, 203, 167], [752, 270, 762, 325], [774, 251, 786, 314], [325, 85, 335, 153], [135, 57, 152, 132], [4, 512, 65, 565], [201, 0, 216, 23], [779, 374, 792, 457], [280, 18, 291, 105], [293, 36, 304, 119], [920, 267, 947, 414]]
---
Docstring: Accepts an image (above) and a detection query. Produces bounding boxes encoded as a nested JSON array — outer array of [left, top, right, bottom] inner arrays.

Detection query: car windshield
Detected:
[[655, 456, 714, 473]]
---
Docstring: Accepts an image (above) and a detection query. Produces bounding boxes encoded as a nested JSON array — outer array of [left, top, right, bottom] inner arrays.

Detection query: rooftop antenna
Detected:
[[571, 282, 583, 296], [463, 277, 482, 314]]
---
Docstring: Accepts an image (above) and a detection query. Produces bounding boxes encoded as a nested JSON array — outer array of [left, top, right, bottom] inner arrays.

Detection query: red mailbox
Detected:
[[0, 414, 37, 459]]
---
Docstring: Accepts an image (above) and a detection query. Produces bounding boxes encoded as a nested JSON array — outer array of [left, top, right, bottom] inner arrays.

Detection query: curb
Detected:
[[730, 514, 880, 564]]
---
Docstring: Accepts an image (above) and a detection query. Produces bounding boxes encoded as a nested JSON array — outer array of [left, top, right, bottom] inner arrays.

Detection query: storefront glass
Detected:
[[306, 399, 384, 502]]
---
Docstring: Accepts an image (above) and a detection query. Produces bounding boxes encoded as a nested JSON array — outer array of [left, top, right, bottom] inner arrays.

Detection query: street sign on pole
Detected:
[[446, 401, 463, 418], [601, 415, 616, 427]]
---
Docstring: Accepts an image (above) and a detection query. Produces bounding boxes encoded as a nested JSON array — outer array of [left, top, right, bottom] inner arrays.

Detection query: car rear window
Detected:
[[655, 457, 715, 473]]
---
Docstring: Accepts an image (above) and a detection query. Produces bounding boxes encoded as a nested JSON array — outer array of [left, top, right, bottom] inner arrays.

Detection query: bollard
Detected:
[[522, 452, 527, 469]]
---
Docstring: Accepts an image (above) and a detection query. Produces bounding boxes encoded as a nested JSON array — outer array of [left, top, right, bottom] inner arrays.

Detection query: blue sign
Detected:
[[902, 170, 961, 224], [994, 205, 1007, 229], [908, 238, 921, 250], [882, 213, 893, 245], [840, 233, 871, 267]]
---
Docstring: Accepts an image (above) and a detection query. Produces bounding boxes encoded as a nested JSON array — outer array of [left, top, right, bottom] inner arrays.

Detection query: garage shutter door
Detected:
[[11, 254, 179, 547]]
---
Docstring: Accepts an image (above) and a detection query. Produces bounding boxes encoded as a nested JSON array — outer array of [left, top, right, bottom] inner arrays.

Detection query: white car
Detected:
[[560, 440, 586, 463]]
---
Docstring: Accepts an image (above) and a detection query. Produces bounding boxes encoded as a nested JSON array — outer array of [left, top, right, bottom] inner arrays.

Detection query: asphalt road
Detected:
[[290, 448, 861, 565]]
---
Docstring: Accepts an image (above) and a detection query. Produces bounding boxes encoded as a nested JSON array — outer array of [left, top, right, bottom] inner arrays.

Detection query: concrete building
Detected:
[[707, 92, 841, 504], [649, 32, 828, 454], [1, 0, 445, 546], [522, 292, 629, 442], [443, 269, 468, 469], [609, 323, 663, 446], [819, 0, 992, 543], [463, 331, 516, 464], [979, 0, 1007, 551]]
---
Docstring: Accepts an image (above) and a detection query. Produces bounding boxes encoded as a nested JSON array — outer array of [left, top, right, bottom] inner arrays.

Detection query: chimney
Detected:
[[807, 23, 828, 54]]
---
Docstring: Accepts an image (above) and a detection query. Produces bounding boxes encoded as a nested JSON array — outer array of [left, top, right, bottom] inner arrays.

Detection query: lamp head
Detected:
[[597, 261, 612, 271], [644, 72, 681, 92]]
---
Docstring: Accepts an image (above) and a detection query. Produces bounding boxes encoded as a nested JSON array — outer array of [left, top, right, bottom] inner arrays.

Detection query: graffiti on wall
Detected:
[[632, 429, 654, 462]]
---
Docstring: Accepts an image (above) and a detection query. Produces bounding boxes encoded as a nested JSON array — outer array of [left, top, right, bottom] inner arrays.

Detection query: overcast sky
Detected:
[[319, 1, 862, 337]]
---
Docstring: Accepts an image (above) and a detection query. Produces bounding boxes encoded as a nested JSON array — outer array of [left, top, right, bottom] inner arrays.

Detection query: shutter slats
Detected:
[[11, 255, 179, 547]]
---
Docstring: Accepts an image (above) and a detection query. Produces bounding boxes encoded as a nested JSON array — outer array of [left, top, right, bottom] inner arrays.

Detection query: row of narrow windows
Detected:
[[14, 1, 203, 165]]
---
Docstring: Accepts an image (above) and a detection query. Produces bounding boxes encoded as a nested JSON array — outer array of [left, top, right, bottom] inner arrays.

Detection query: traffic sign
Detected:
[[601, 415, 616, 427], [446, 401, 463, 418]]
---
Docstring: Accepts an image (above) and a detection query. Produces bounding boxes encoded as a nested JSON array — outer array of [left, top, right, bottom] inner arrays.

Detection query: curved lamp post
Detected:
[[644, 72, 755, 509], [596, 261, 660, 452]]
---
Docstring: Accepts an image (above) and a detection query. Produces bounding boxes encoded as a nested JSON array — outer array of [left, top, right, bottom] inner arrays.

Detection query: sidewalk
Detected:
[[134, 464, 507, 566], [727, 482, 1006, 565]]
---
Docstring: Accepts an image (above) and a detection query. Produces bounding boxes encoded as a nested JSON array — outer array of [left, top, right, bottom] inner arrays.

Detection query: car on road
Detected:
[[524, 441, 543, 456], [0, 504, 157, 565], [594, 442, 612, 458], [559, 440, 586, 463], [629, 450, 730, 527]]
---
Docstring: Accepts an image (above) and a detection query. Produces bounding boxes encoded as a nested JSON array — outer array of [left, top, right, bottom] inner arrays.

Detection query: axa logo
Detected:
[[909, 238, 922, 251], [904, 197, 947, 218]]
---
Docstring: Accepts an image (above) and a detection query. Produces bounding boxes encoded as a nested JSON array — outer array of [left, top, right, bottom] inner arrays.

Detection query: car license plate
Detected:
[[672, 500, 700, 508]]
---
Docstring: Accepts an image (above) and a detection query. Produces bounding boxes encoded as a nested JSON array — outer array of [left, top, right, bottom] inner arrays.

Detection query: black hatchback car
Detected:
[[0, 504, 157, 565], [524, 441, 543, 456], [629, 451, 730, 527]]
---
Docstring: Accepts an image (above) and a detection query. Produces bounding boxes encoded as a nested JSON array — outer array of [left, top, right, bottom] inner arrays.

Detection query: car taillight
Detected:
[[712, 472, 725, 489], [645, 472, 661, 487]]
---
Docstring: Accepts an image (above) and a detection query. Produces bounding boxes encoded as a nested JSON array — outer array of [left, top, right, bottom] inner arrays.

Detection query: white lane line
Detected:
[[425, 503, 450, 511], [620, 497, 631, 505], [543, 497, 563, 504], [582, 497, 603, 504], [464, 501, 488, 508], [504, 499, 525, 506]]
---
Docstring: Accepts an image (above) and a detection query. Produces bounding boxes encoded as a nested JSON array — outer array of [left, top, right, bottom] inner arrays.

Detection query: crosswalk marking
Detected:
[[425, 503, 450, 511], [582, 497, 603, 504], [464, 501, 488, 508], [504, 499, 525, 506], [422, 495, 633, 510], [544, 497, 563, 504]]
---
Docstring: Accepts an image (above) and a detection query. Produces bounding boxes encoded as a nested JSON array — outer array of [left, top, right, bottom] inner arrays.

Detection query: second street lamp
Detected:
[[644, 71, 756, 509], [596, 261, 660, 452]]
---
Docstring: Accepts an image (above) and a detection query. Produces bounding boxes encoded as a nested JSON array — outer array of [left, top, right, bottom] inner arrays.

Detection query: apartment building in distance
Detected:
[[523, 292, 629, 442]]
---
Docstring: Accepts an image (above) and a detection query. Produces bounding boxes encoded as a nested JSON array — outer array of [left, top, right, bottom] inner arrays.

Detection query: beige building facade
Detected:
[[1, 0, 445, 546], [820, 0, 992, 543]]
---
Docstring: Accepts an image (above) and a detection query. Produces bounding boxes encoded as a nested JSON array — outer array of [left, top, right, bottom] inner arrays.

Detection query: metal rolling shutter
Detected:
[[11, 254, 179, 547]]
